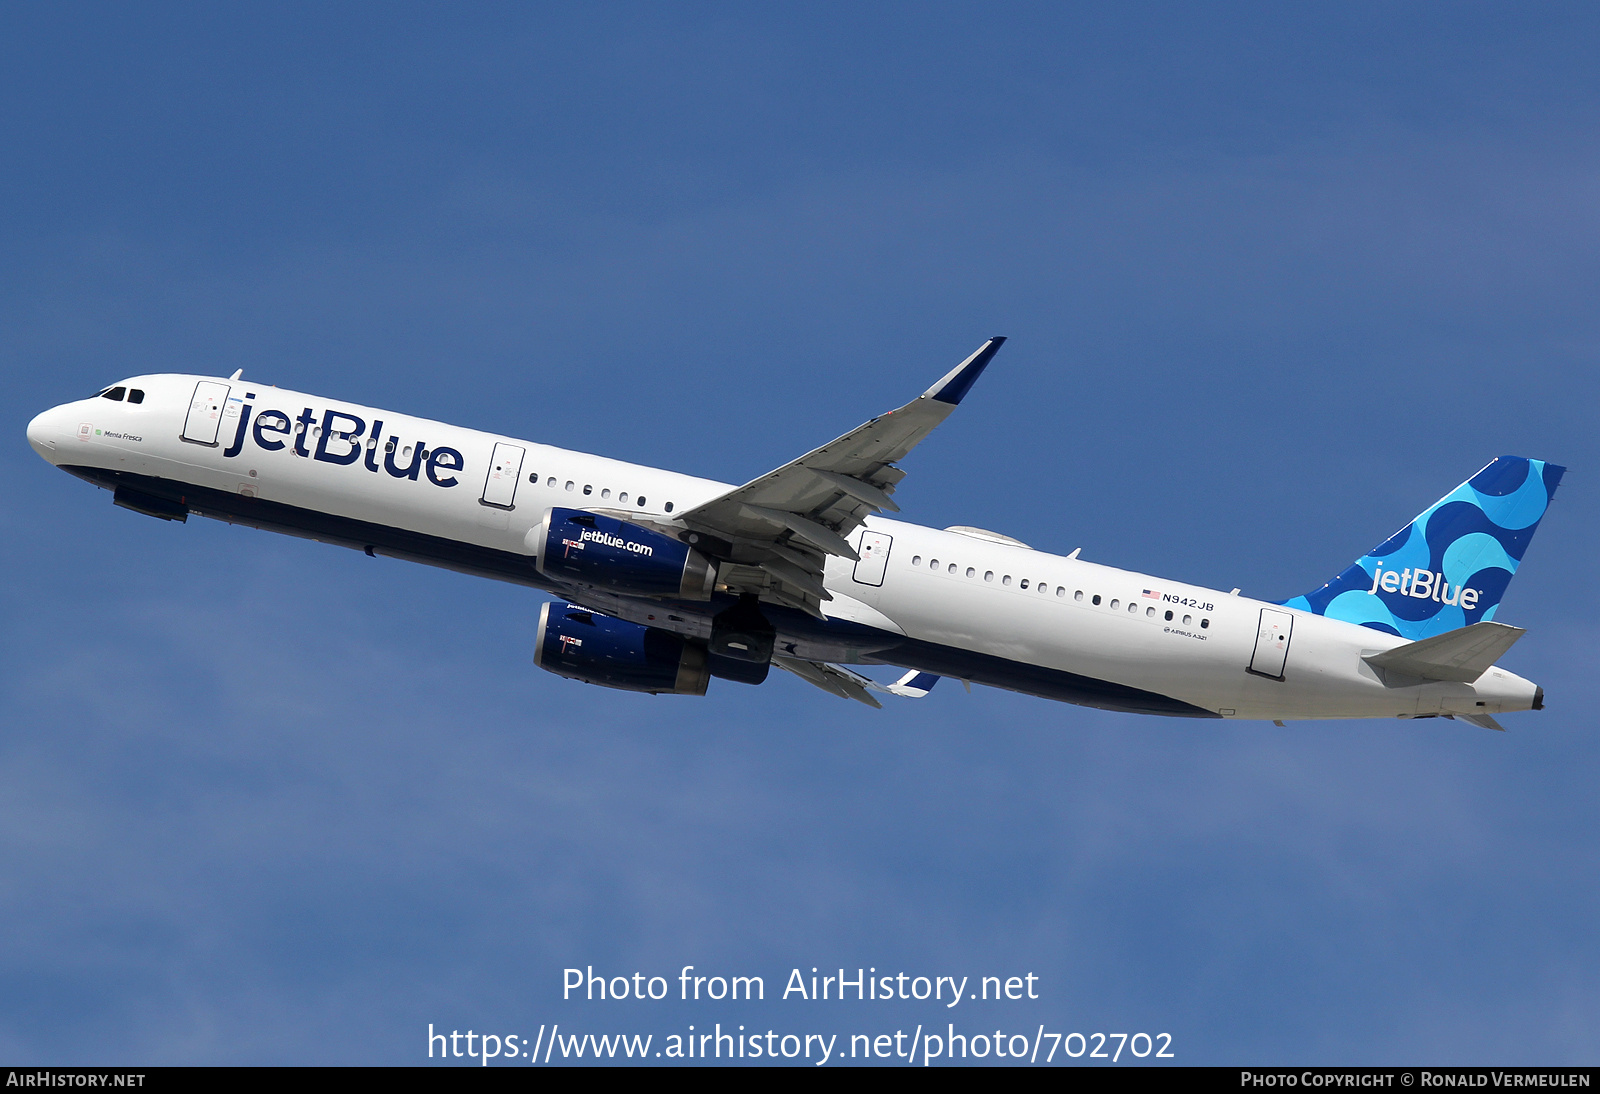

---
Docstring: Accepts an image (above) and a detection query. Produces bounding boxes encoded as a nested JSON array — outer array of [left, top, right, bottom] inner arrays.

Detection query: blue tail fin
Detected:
[[1281, 456, 1565, 640]]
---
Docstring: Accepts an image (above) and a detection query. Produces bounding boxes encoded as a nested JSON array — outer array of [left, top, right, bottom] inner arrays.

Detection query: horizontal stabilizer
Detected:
[[1455, 712, 1506, 731], [1363, 621, 1526, 684]]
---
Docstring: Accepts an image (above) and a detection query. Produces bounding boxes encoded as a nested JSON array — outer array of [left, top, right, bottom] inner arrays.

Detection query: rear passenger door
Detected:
[[1248, 608, 1293, 680]]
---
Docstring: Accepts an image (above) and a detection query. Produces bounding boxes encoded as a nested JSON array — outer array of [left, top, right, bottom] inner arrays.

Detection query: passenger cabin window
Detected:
[[912, 555, 922, 566], [1019, 579, 1029, 589], [1201, 618, 1210, 629], [637, 496, 647, 507], [100, 387, 126, 401], [1075, 590, 1084, 601], [665, 502, 674, 513], [1164, 610, 1173, 621], [1002, 575, 1012, 586], [984, 571, 994, 582], [966, 567, 976, 578], [1110, 599, 1120, 609], [127, 389, 144, 404], [1092, 595, 1101, 605]]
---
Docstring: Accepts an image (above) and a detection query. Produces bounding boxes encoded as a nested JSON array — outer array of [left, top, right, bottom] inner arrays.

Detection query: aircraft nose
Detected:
[[27, 406, 64, 461]]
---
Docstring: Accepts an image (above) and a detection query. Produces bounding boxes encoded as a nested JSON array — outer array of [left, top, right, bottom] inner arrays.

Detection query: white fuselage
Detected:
[[26, 373, 1541, 721]]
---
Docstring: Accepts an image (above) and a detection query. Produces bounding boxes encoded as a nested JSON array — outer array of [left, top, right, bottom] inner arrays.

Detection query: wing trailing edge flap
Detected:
[[774, 659, 943, 708], [774, 657, 883, 708], [1363, 621, 1526, 685], [677, 338, 1005, 608]]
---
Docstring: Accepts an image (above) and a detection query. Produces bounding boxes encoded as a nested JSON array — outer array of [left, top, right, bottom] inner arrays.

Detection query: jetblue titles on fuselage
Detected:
[[223, 395, 466, 488]]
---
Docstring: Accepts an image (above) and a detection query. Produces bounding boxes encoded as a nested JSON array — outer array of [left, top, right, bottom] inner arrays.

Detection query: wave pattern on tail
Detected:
[[1281, 456, 1565, 640]]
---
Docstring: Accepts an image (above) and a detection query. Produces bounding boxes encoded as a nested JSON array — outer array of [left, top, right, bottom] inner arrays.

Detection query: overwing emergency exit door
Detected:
[[480, 442, 526, 509], [852, 531, 893, 586], [181, 381, 231, 446], [1248, 608, 1294, 680]]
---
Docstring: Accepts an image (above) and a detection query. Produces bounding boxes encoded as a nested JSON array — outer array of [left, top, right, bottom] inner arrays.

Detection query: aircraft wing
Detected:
[[677, 337, 1005, 615]]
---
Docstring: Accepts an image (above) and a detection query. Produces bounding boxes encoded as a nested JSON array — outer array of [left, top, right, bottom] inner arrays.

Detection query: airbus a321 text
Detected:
[[27, 339, 1564, 727]]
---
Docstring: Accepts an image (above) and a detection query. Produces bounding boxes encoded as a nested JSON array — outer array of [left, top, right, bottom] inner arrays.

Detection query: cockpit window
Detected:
[[100, 386, 126, 401], [127, 389, 144, 404]]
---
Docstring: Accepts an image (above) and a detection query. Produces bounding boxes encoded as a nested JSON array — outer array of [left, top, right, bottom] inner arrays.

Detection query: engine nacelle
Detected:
[[533, 508, 716, 600], [533, 601, 710, 696]]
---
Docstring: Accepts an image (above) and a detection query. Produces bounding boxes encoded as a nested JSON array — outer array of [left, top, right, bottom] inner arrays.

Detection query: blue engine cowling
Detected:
[[533, 601, 710, 695], [534, 508, 717, 600]]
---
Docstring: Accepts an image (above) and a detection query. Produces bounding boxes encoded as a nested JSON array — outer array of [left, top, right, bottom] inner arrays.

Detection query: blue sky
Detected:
[[3, 3, 1598, 1065]]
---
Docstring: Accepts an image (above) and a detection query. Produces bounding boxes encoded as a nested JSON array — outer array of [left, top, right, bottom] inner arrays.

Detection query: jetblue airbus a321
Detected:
[[27, 339, 1563, 727]]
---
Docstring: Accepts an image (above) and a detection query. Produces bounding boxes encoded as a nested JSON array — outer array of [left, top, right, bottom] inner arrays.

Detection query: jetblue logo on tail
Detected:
[[1282, 456, 1564, 640], [1365, 563, 1481, 611]]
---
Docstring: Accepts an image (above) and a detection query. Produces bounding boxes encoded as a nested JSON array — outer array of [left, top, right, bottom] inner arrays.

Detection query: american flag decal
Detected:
[[1142, 589, 1161, 599]]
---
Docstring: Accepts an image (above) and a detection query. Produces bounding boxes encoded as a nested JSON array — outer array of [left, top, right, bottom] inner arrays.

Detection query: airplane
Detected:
[[26, 338, 1563, 727]]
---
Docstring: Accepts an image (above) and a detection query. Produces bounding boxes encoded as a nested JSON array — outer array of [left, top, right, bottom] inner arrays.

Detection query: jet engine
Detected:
[[533, 601, 710, 696], [534, 508, 716, 600]]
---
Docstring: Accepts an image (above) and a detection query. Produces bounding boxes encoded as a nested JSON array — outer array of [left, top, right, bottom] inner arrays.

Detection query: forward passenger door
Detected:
[[181, 381, 231, 446]]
